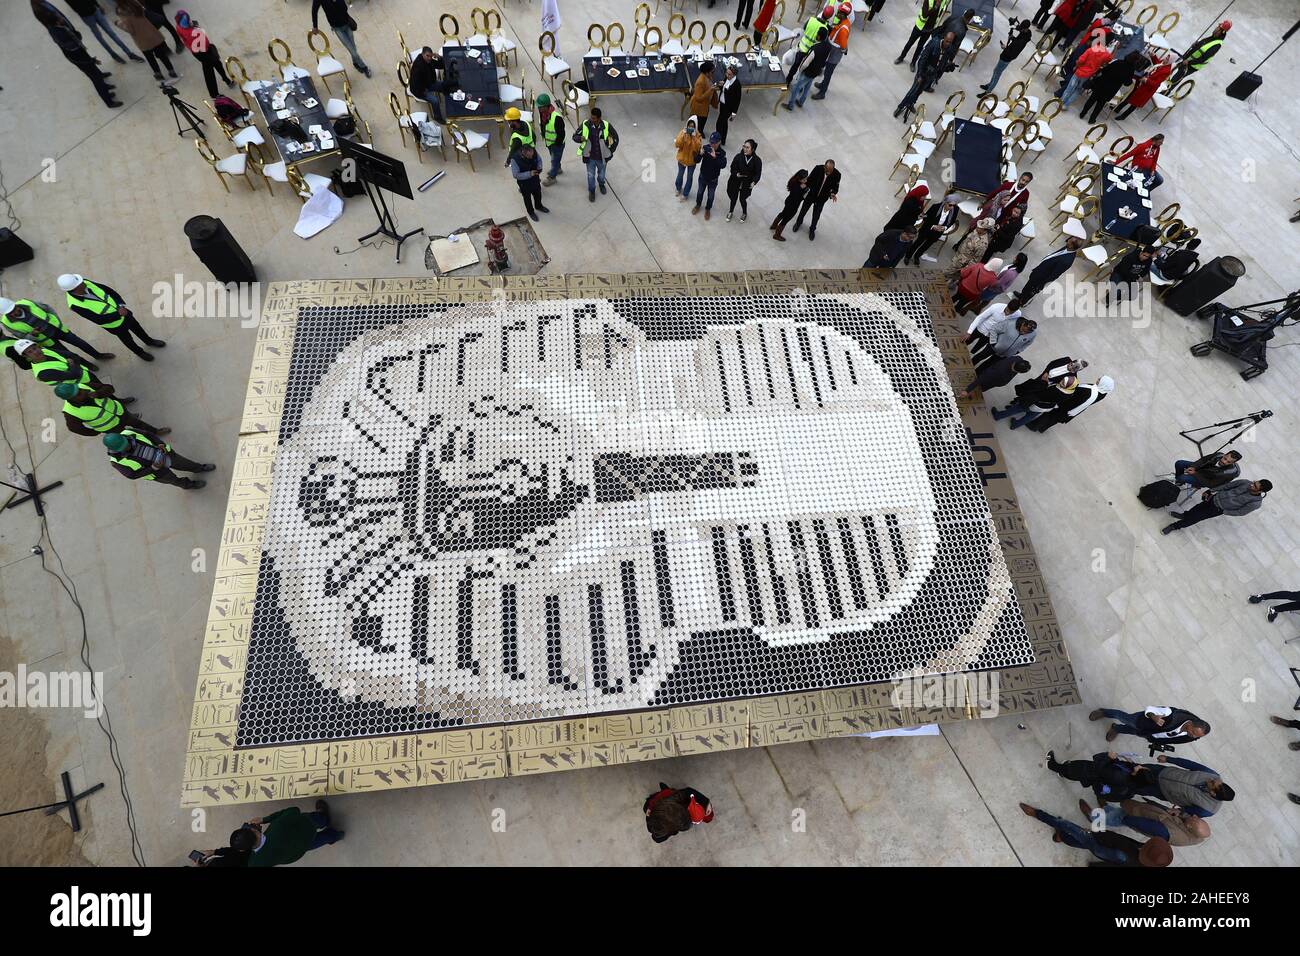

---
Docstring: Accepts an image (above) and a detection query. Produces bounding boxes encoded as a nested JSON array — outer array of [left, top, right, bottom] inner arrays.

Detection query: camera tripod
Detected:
[[1179, 409, 1272, 458], [163, 83, 206, 138]]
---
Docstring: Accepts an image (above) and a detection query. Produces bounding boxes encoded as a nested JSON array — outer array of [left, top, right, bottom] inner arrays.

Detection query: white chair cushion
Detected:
[[1023, 95, 1040, 112], [1026, 138, 1048, 153], [1076, 145, 1100, 163], [900, 152, 926, 172], [467, 33, 490, 46], [940, 112, 957, 130], [1002, 160, 1018, 181], [959, 37, 976, 53], [516, 110, 533, 123], [458, 129, 490, 151], [491, 35, 517, 54], [608, 46, 627, 57], [216, 154, 247, 174], [916, 120, 937, 139], [317, 56, 346, 76], [684, 42, 704, 56], [1033, 120, 1053, 140], [1062, 218, 1088, 238], [1151, 92, 1173, 109], [325, 98, 350, 119], [281, 65, 311, 81], [262, 160, 289, 182], [544, 55, 571, 75], [776, 25, 798, 41], [568, 86, 591, 107], [910, 140, 936, 159], [1082, 244, 1109, 264], [585, 46, 604, 58], [1147, 34, 1172, 49], [992, 102, 1010, 117], [957, 199, 982, 216], [708, 43, 726, 55], [496, 66, 509, 79], [232, 126, 265, 146], [1020, 219, 1036, 238], [399, 111, 430, 127], [660, 39, 685, 55], [991, 116, 1012, 132], [499, 84, 524, 103], [1059, 196, 1080, 214]]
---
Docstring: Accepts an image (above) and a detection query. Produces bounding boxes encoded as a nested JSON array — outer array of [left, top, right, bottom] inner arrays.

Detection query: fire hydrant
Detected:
[[485, 225, 509, 273]]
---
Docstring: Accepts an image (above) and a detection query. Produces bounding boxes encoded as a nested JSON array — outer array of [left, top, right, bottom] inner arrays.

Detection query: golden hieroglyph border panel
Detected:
[[180, 270, 1078, 807]]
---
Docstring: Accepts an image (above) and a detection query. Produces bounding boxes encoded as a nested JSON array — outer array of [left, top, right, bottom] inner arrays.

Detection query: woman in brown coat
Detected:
[[688, 61, 718, 135], [115, 0, 178, 80]]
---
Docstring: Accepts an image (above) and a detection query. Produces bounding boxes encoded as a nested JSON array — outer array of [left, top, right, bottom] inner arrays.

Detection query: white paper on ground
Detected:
[[849, 724, 941, 739], [294, 185, 343, 238]]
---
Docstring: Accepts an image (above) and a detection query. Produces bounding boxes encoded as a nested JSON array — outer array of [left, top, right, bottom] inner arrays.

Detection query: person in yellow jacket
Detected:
[[896, 0, 950, 68], [812, 3, 853, 99], [0, 296, 113, 365], [54, 381, 168, 438], [673, 117, 703, 200], [103, 429, 214, 490], [58, 273, 166, 361], [785, 4, 834, 84], [1170, 20, 1230, 86]]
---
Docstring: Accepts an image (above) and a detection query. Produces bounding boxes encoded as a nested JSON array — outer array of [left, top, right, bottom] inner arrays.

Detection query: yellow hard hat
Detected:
[[505, 107, 522, 121]]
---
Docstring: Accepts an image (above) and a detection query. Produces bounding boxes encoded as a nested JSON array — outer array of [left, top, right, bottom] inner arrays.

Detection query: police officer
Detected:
[[896, 0, 951, 69], [1, 296, 114, 366], [535, 93, 566, 185], [103, 429, 214, 490], [58, 273, 166, 361], [1170, 21, 1230, 86], [10, 339, 120, 395], [54, 382, 167, 438], [787, 4, 834, 84]]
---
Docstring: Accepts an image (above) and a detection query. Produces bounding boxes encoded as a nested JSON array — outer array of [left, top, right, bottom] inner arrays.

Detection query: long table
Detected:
[[951, 118, 1002, 196], [441, 43, 505, 123], [253, 76, 338, 168], [684, 50, 789, 116], [1098, 160, 1153, 241], [582, 53, 690, 109]]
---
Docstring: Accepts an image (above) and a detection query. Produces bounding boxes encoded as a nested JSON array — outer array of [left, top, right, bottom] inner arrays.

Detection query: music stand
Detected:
[[340, 139, 424, 263]]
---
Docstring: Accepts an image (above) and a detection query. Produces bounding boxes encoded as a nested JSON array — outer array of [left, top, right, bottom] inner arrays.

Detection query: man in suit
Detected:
[[791, 159, 840, 240], [863, 227, 917, 268], [1173, 450, 1241, 489], [1017, 237, 1083, 302], [1129, 754, 1234, 818], [715, 64, 743, 145], [1089, 706, 1211, 746], [1046, 749, 1146, 803]]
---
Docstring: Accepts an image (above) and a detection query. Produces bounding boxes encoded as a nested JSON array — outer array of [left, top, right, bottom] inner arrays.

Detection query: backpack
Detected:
[[213, 95, 251, 126], [1138, 480, 1180, 508]]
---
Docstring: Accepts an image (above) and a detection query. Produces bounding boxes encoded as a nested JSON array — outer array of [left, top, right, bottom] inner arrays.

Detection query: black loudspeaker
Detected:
[[183, 215, 256, 284], [0, 228, 35, 268], [1226, 71, 1263, 100], [1166, 256, 1246, 316]]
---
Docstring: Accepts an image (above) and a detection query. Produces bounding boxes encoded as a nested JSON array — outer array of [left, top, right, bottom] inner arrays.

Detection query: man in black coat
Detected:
[[1174, 450, 1241, 490], [963, 356, 1031, 398], [1017, 237, 1083, 302], [1046, 750, 1148, 804], [864, 227, 917, 268], [408, 46, 447, 122], [894, 31, 954, 120], [715, 64, 743, 145], [1025, 375, 1112, 432], [792, 159, 840, 240], [1089, 706, 1211, 746], [312, 0, 372, 76]]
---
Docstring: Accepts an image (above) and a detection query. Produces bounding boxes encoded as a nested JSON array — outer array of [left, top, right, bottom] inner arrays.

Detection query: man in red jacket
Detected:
[[1115, 134, 1165, 190], [1060, 39, 1113, 106]]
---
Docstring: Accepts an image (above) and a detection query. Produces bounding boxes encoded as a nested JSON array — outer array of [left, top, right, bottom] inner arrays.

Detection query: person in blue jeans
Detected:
[[980, 19, 1033, 93], [674, 118, 702, 199], [782, 30, 831, 110], [1019, 803, 1173, 866], [65, 0, 142, 63], [573, 106, 619, 202], [691, 133, 727, 220]]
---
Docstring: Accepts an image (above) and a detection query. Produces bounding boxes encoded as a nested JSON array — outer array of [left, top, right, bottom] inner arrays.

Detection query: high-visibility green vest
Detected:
[[915, 0, 950, 32], [575, 119, 612, 154], [799, 15, 827, 53], [1186, 37, 1223, 70], [66, 279, 125, 330], [540, 110, 561, 146], [509, 121, 536, 150], [63, 385, 124, 433], [2, 299, 67, 346], [28, 347, 91, 387], [108, 428, 171, 480]]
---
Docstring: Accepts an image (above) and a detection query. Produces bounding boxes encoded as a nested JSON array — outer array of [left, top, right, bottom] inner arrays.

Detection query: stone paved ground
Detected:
[[1, 0, 1297, 866]]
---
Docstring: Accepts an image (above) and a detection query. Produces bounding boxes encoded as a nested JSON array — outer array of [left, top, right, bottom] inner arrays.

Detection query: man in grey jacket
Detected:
[[1162, 478, 1272, 535], [509, 146, 549, 222], [1130, 754, 1234, 818]]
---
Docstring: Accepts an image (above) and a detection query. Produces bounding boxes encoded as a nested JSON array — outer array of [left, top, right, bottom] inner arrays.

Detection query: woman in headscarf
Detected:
[[174, 9, 232, 98], [953, 257, 1003, 313], [983, 203, 1027, 262], [903, 192, 960, 265], [724, 138, 762, 222], [981, 252, 1029, 303], [884, 184, 929, 233], [688, 60, 718, 136], [771, 168, 810, 241], [948, 217, 995, 279], [1115, 54, 1172, 119]]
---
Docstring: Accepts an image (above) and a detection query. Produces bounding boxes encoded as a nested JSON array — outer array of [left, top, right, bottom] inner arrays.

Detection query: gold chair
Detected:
[[1153, 11, 1180, 38], [195, 137, 257, 192], [958, 28, 991, 71], [397, 29, 416, 63], [1064, 122, 1107, 178], [893, 162, 926, 198], [644, 26, 665, 55], [1145, 77, 1194, 123], [268, 38, 311, 82], [586, 23, 608, 57], [1154, 201, 1181, 224], [1134, 4, 1158, 27], [732, 33, 752, 53], [935, 89, 966, 146], [306, 28, 348, 94], [1116, 0, 1136, 16], [633, 3, 653, 54], [203, 99, 268, 161], [607, 22, 628, 56], [973, 91, 999, 121], [449, 122, 492, 171], [1023, 98, 1060, 163], [1083, 241, 1129, 281], [661, 13, 688, 56], [759, 27, 780, 54], [1055, 164, 1098, 203], [1054, 194, 1098, 241], [562, 78, 591, 120], [1023, 32, 1059, 78], [481, 8, 518, 68], [709, 20, 731, 55], [246, 152, 289, 196], [684, 19, 707, 55], [397, 58, 415, 115], [540, 31, 572, 91], [1013, 120, 1042, 160], [388, 91, 429, 163], [770, 1, 800, 51], [440, 13, 462, 48], [226, 55, 273, 111], [1103, 135, 1136, 164], [341, 77, 372, 143]]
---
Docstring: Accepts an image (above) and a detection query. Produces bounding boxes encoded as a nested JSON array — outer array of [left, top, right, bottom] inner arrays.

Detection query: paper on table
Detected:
[[465, 99, 479, 111], [276, 109, 292, 119]]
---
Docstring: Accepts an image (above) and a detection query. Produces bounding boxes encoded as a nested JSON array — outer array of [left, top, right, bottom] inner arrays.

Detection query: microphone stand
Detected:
[[1178, 409, 1272, 457]]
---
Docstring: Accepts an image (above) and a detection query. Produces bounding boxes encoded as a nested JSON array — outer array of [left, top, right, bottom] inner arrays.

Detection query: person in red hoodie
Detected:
[[1116, 56, 1172, 119], [1060, 39, 1113, 106], [1048, 0, 1092, 49], [643, 782, 715, 843], [173, 9, 231, 98], [1115, 133, 1165, 190], [752, 0, 778, 46]]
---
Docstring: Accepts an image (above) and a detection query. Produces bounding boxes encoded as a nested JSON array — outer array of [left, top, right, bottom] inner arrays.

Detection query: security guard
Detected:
[[1170, 21, 1230, 86], [54, 382, 168, 438], [11, 339, 118, 393], [103, 429, 214, 490], [897, 0, 951, 68], [787, 4, 835, 83], [1, 297, 113, 366], [58, 274, 166, 361], [535, 93, 566, 185]]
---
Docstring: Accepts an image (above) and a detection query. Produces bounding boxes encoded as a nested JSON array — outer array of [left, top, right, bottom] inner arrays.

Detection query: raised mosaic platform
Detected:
[[181, 272, 1078, 807]]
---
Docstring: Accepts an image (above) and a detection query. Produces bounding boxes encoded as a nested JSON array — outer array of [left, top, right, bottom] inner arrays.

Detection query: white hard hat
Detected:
[[57, 274, 84, 292], [1097, 375, 1115, 393], [13, 339, 37, 352], [0, 297, 15, 316]]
